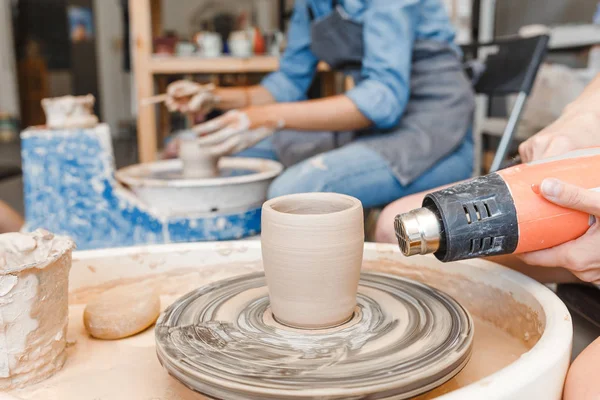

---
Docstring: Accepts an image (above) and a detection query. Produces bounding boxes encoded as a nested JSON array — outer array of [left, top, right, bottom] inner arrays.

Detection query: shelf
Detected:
[[521, 24, 600, 51], [149, 55, 330, 74], [548, 24, 600, 50]]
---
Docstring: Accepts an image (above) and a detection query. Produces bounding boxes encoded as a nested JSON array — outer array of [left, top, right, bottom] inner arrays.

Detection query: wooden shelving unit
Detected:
[[129, 0, 331, 163], [150, 55, 330, 75]]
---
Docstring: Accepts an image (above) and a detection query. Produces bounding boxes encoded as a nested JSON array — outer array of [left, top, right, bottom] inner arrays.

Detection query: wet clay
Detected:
[[41, 95, 98, 129], [179, 137, 219, 179], [83, 283, 161, 340], [10, 260, 537, 399], [261, 193, 364, 329], [155, 272, 473, 399], [0, 230, 75, 390]]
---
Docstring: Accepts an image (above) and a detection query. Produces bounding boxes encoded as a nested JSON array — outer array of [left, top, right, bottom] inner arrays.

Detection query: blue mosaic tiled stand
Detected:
[[21, 124, 261, 250]]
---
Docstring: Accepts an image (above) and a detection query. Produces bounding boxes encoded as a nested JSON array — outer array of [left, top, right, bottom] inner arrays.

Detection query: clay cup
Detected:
[[179, 135, 219, 179], [261, 193, 364, 329]]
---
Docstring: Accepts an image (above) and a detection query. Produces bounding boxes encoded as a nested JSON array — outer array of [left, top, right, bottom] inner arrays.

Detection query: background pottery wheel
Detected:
[[116, 157, 283, 216], [155, 271, 474, 400]]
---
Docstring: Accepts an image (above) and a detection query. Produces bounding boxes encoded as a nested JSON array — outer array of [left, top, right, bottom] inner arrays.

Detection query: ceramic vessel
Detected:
[[0, 230, 74, 389], [176, 41, 196, 57], [228, 30, 253, 57], [179, 136, 219, 179], [261, 193, 364, 329], [41, 95, 98, 129], [198, 32, 222, 57]]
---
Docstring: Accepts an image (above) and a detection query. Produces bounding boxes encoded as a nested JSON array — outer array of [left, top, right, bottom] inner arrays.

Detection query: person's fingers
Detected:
[[192, 116, 229, 136], [198, 126, 243, 146], [518, 140, 533, 163], [167, 80, 199, 97], [519, 244, 571, 268], [540, 179, 600, 216], [245, 126, 277, 146], [520, 224, 600, 281], [527, 135, 550, 162], [574, 269, 600, 284], [208, 126, 276, 156], [165, 97, 180, 112], [166, 81, 182, 95], [188, 92, 213, 113], [208, 135, 242, 156], [167, 80, 188, 96]]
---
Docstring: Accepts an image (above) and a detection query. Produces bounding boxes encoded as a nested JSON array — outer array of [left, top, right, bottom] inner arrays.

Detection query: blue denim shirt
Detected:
[[261, 0, 460, 129]]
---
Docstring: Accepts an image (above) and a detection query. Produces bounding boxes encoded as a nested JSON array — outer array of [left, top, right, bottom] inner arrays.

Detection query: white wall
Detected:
[[0, 0, 20, 117], [94, 0, 132, 134]]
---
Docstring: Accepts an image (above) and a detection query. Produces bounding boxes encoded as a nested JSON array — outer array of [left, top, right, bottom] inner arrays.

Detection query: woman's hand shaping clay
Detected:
[[162, 107, 283, 159], [165, 80, 218, 114], [191, 109, 284, 157], [519, 179, 600, 283]]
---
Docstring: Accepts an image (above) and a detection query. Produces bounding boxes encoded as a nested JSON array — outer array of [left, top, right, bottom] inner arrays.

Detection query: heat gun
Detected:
[[394, 148, 600, 262]]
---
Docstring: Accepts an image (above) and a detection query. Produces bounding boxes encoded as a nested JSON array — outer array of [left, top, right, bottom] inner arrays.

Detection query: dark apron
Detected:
[[272, 1, 475, 186]]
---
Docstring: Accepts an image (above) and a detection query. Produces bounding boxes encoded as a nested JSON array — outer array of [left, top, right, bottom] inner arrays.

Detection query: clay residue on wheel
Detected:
[[363, 259, 544, 347], [13, 258, 539, 400]]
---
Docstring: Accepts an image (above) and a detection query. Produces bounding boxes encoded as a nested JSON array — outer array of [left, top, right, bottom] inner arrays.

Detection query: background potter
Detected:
[[165, 0, 474, 209]]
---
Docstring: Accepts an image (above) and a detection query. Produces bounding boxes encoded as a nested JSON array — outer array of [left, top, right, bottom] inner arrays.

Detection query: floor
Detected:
[[0, 137, 598, 361]]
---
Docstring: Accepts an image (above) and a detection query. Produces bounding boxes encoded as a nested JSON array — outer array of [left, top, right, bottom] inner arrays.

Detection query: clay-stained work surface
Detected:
[[10, 260, 536, 400]]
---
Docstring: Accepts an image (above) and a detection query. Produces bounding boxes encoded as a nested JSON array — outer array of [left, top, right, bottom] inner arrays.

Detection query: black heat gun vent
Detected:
[[462, 199, 496, 224], [423, 173, 519, 262]]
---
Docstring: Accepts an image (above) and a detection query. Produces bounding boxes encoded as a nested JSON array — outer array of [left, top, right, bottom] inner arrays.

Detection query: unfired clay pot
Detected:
[[261, 193, 364, 329], [41, 95, 98, 129], [179, 136, 219, 179], [0, 229, 75, 389]]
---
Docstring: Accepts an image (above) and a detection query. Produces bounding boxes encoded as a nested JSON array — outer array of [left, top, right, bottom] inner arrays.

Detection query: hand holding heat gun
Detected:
[[394, 148, 600, 262]]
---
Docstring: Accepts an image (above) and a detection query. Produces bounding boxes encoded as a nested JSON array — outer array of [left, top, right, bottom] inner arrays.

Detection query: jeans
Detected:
[[236, 133, 473, 209]]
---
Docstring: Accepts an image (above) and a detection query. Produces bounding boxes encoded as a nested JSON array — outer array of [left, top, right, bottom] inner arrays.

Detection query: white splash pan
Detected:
[[5, 242, 572, 400], [115, 157, 283, 216]]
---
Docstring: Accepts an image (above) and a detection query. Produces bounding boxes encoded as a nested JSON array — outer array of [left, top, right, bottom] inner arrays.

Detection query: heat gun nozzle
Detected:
[[394, 208, 441, 257]]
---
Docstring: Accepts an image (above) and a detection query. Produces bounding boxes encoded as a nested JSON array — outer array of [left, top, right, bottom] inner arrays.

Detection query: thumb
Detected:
[[540, 178, 600, 216]]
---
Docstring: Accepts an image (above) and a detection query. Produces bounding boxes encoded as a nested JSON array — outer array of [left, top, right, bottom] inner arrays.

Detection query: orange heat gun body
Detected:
[[395, 148, 600, 262]]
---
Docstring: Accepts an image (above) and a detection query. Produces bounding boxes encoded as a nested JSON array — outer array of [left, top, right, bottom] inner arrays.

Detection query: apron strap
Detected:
[[306, 0, 342, 149]]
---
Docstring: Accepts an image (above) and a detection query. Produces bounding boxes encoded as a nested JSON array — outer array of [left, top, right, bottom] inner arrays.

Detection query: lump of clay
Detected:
[[41, 94, 99, 129], [178, 132, 219, 179], [84, 284, 161, 340], [0, 229, 75, 390]]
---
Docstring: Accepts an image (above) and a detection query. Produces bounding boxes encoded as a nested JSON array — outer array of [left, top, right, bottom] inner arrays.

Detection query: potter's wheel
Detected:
[[115, 157, 283, 215], [155, 272, 474, 399]]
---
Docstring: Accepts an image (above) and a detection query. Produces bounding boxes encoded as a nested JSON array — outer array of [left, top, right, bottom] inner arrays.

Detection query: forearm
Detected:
[[254, 95, 372, 132], [0, 200, 24, 233], [216, 86, 276, 110]]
